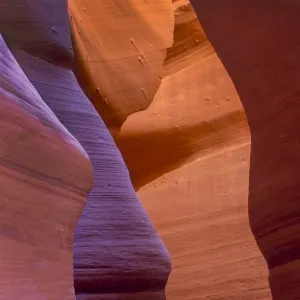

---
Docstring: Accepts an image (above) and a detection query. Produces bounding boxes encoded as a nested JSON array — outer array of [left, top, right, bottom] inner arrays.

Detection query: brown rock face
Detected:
[[164, 0, 214, 76], [0, 0, 171, 299], [69, 0, 174, 131], [189, 1, 300, 299]]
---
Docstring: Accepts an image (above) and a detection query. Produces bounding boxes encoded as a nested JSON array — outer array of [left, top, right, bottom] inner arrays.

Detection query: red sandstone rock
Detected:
[[190, 1, 300, 299]]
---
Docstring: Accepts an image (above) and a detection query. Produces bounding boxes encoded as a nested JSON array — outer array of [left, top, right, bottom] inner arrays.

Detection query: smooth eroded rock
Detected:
[[0, 34, 93, 300], [69, 0, 174, 130]]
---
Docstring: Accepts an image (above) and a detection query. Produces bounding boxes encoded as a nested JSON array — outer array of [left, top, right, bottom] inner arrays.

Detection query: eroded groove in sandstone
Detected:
[[117, 54, 249, 190]]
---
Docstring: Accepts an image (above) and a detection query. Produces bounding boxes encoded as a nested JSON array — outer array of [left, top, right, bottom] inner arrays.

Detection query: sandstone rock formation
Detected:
[[2, 0, 299, 300], [0, 0, 171, 299], [189, 1, 300, 299], [69, 0, 174, 132], [116, 1, 272, 299], [164, 0, 214, 76], [0, 34, 93, 299]]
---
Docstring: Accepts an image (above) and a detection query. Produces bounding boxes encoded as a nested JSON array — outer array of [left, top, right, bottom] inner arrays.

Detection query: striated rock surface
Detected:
[[116, 1, 272, 299], [2, 0, 299, 299], [164, 0, 213, 76], [0, 0, 171, 299], [0, 34, 93, 299], [140, 143, 272, 300], [69, 0, 174, 131], [117, 53, 249, 189]]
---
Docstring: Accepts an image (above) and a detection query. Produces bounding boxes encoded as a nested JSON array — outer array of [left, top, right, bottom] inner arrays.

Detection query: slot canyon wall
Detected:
[[115, 1, 272, 299], [189, 1, 300, 299], [1, 0, 299, 299], [69, 0, 272, 299]]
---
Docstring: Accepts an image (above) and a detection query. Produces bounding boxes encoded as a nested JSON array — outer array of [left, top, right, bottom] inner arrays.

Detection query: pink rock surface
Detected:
[[0, 1, 171, 299]]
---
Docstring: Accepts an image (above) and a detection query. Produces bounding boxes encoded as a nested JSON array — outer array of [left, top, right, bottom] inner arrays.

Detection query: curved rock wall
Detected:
[[69, 0, 174, 132], [2, 0, 297, 299], [0, 34, 93, 300], [116, 1, 272, 299], [189, 1, 300, 299], [0, 0, 171, 299], [164, 0, 214, 76]]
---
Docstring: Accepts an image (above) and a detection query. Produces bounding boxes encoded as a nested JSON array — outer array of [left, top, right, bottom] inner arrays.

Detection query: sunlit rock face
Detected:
[[115, 1, 272, 300], [69, 0, 174, 132], [2, 0, 299, 300]]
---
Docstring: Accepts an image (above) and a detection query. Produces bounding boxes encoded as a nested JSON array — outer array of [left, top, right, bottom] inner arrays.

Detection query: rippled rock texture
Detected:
[[0, 0, 171, 299]]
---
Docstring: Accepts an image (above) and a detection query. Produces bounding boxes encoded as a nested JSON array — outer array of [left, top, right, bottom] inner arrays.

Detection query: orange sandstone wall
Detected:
[[116, 1, 272, 299], [70, 0, 272, 298]]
